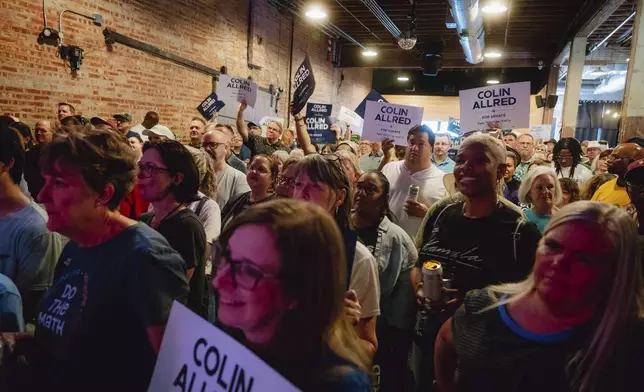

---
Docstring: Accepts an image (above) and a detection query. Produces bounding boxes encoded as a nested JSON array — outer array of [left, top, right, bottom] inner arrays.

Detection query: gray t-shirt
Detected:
[[0, 203, 62, 292], [215, 165, 251, 209], [227, 154, 247, 174]]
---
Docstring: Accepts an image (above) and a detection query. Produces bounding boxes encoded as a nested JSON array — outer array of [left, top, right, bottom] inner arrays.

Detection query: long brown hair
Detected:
[[218, 200, 370, 386]]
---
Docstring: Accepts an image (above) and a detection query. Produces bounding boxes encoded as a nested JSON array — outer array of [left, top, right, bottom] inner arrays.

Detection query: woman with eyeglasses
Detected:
[[138, 140, 207, 317], [293, 154, 381, 357], [351, 171, 417, 391], [435, 202, 644, 392], [276, 156, 302, 199], [554, 138, 592, 184], [213, 199, 372, 391], [221, 154, 278, 229], [0, 127, 189, 391]]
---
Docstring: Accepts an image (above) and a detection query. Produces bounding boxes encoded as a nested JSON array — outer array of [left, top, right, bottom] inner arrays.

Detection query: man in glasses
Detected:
[[202, 128, 250, 208], [592, 143, 644, 207], [113, 113, 132, 135]]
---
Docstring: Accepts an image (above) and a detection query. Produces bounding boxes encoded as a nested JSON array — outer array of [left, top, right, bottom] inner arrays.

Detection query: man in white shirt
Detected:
[[381, 125, 446, 238], [130, 111, 159, 141], [202, 129, 250, 208]]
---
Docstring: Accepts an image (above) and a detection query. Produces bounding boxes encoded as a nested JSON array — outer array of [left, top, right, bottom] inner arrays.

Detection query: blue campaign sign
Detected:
[[447, 117, 461, 134], [306, 103, 335, 144], [354, 89, 388, 118], [197, 93, 225, 121]]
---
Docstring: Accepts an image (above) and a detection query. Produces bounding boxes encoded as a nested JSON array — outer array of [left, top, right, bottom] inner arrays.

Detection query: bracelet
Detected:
[[293, 113, 303, 121]]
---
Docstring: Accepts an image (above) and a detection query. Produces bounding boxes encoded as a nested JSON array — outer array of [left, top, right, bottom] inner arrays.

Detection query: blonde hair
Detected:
[[518, 166, 563, 206], [485, 201, 644, 391], [459, 133, 506, 167], [335, 150, 361, 178]]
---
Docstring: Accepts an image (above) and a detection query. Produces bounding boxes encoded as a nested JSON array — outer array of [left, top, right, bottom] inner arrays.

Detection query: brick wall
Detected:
[[0, 0, 372, 140]]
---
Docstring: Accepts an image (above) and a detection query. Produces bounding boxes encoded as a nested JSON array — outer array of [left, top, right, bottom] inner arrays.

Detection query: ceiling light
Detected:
[[627, 58, 630, 62], [397, 76, 410, 82], [613, 112, 620, 118], [487, 79, 500, 84], [482, 2, 508, 14], [484, 50, 503, 58], [591, 67, 609, 76], [362, 49, 378, 57], [605, 110, 612, 115], [305, 5, 327, 20]]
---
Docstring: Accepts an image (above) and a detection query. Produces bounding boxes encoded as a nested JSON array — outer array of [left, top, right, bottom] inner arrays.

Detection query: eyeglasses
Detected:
[[203, 141, 225, 149], [213, 242, 278, 291], [557, 154, 573, 160], [138, 163, 171, 178], [277, 176, 296, 188], [248, 165, 270, 175]]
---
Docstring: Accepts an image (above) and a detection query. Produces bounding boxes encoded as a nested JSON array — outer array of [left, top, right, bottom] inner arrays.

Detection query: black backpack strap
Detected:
[[422, 202, 459, 245], [342, 226, 358, 290]]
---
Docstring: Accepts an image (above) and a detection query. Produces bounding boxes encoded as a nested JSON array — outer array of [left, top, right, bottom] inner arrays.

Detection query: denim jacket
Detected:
[[372, 216, 418, 331]]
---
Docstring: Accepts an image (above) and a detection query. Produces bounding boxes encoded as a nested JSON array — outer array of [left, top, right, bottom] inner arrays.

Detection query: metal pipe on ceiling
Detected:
[[589, 11, 636, 53], [447, 0, 485, 64], [360, 0, 403, 40]]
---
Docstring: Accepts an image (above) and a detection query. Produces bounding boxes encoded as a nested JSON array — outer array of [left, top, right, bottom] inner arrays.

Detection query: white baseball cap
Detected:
[[586, 141, 601, 150], [143, 125, 175, 140]]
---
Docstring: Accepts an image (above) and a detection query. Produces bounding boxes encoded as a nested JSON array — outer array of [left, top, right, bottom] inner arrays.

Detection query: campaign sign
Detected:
[[291, 56, 316, 115], [197, 93, 226, 121], [354, 89, 388, 118], [362, 101, 424, 146], [530, 124, 552, 140], [338, 106, 363, 128], [447, 117, 461, 135], [217, 74, 258, 108], [148, 302, 300, 392], [306, 103, 334, 144], [459, 81, 530, 133]]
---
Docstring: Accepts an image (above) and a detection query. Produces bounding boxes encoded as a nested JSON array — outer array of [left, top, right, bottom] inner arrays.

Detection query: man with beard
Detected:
[[431, 133, 455, 173], [380, 125, 446, 239], [592, 143, 644, 207], [410, 134, 541, 391], [514, 133, 535, 181], [202, 129, 250, 208]]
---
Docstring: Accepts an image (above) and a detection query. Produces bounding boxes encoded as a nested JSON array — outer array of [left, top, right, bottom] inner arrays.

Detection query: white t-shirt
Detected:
[[557, 165, 593, 184], [350, 242, 381, 319], [382, 161, 446, 239], [189, 193, 221, 275], [130, 124, 148, 141], [216, 165, 251, 209]]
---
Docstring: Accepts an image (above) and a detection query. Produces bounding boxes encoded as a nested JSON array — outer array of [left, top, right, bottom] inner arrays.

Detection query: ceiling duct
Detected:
[[447, 0, 485, 64]]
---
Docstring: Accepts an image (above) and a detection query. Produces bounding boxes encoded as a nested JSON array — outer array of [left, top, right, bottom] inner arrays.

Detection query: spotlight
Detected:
[[484, 50, 503, 58], [482, 2, 508, 14], [397, 76, 410, 82], [362, 49, 377, 57], [613, 112, 620, 118], [605, 110, 612, 115], [487, 79, 500, 85], [305, 5, 327, 20]]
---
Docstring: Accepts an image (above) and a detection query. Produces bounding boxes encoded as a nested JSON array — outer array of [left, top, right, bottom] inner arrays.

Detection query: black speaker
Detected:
[[547, 95, 558, 108], [422, 53, 442, 76], [535, 95, 545, 108]]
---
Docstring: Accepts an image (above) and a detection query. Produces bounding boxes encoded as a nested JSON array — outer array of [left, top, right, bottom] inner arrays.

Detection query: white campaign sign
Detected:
[[148, 302, 300, 392], [530, 124, 552, 140], [338, 106, 363, 128], [459, 81, 530, 133], [217, 74, 259, 108], [362, 101, 424, 146]]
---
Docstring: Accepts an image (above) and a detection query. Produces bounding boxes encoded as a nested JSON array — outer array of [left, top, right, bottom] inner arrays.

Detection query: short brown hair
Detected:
[[191, 117, 206, 126], [58, 102, 76, 114], [40, 125, 137, 210]]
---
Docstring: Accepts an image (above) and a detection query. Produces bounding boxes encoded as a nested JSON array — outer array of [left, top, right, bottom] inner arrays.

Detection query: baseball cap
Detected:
[[587, 141, 602, 150], [90, 117, 112, 127], [125, 131, 143, 142], [142, 125, 175, 140], [113, 113, 132, 123], [247, 122, 259, 128], [626, 159, 644, 183]]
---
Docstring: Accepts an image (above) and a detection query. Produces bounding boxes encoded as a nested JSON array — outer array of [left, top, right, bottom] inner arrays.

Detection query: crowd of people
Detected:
[[0, 100, 644, 392]]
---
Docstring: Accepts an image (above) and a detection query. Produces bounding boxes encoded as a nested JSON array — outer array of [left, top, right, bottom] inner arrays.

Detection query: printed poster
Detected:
[[197, 93, 226, 121], [148, 302, 300, 392], [530, 124, 553, 141], [306, 103, 335, 144], [459, 81, 530, 133], [447, 117, 461, 135], [362, 101, 424, 146], [217, 74, 259, 108], [354, 89, 388, 118], [291, 56, 316, 115]]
